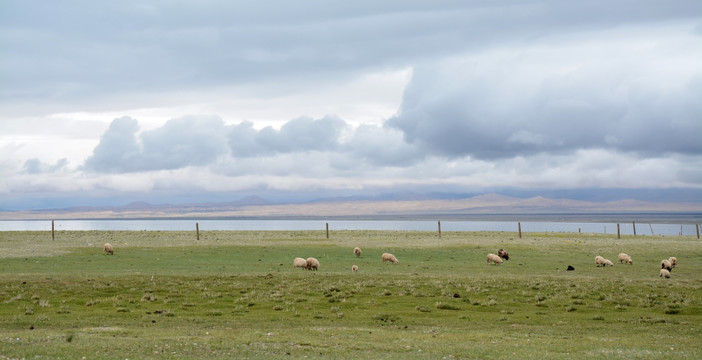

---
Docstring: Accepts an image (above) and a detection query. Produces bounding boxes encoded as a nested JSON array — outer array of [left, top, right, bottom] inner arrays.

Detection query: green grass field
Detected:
[[1, 230, 701, 359]]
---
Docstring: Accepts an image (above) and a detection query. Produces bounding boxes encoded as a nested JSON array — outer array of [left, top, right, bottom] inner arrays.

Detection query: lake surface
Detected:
[[0, 219, 699, 236]]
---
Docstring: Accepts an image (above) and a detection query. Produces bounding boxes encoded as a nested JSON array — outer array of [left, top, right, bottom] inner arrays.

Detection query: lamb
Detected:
[[602, 259, 614, 267], [352, 265, 359, 273], [486, 253, 503, 265], [660, 268, 670, 279], [293, 257, 307, 269], [306, 257, 319, 271], [497, 249, 510, 260], [668, 257, 677, 268], [354, 247, 362, 258], [618, 253, 633, 265], [381, 253, 399, 264], [103, 243, 114, 255], [661, 259, 672, 271]]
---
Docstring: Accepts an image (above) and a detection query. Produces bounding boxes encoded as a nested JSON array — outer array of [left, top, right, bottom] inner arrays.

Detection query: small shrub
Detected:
[[592, 315, 605, 321], [416, 305, 431, 313], [664, 307, 680, 315], [435, 302, 461, 310]]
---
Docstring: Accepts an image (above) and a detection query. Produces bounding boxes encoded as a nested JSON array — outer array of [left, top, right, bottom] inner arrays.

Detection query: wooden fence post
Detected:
[[617, 223, 620, 239], [326, 223, 329, 239], [518, 222, 522, 239], [438, 221, 441, 238], [196, 223, 199, 241], [697, 224, 700, 239], [51, 220, 55, 241], [632, 221, 636, 236]]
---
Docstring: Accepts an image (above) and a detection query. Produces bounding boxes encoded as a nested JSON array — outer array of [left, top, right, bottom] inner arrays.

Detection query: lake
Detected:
[[0, 219, 699, 236]]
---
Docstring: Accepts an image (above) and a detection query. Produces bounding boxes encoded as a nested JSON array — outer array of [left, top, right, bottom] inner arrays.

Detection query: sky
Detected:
[[1, 1, 701, 210]]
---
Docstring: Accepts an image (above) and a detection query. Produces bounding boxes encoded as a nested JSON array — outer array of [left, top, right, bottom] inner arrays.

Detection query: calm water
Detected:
[[0, 219, 699, 236]]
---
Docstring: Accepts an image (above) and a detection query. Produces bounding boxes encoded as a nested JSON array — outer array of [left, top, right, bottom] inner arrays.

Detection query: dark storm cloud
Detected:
[[387, 49, 702, 160], [2, 0, 700, 115]]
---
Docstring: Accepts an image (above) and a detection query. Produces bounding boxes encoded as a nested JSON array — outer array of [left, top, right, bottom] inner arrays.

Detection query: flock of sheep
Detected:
[[593, 252, 678, 279], [104, 241, 678, 279], [292, 247, 399, 273]]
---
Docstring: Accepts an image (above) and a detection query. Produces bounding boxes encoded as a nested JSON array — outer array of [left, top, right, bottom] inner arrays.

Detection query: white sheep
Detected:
[[660, 268, 670, 279], [618, 253, 633, 265], [487, 253, 503, 265], [661, 259, 672, 271], [595, 256, 605, 266], [293, 257, 307, 269], [306, 257, 319, 271], [668, 257, 677, 268], [103, 243, 114, 255], [602, 259, 614, 267], [352, 265, 358, 273], [381, 253, 399, 264], [354, 247, 362, 257]]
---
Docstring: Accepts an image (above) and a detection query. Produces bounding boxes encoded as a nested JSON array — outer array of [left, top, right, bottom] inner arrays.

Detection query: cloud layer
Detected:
[[1, 1, 701, 210]]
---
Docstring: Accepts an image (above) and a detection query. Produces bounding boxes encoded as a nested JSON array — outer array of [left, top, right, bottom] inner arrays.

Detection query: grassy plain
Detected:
[[0, 230, 701, 359]]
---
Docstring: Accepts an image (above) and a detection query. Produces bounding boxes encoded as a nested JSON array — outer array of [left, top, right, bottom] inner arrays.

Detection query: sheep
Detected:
[[661, 259, 672, 271], [486, 253, 503, 265], [595, 256, 605, 266], [381, 253, 399, 264], [668, 257, 677, 268], [103, 243, 114, 255], [354, 247, 362, 258], [660, 268, 670, 279], [306, 257, 319, 271], [595, 256, 613, 267], [293, 257, 307, 269], [618, 253, 633, 265], [352, 265, 359, 273], [497, 249, 510, 260]]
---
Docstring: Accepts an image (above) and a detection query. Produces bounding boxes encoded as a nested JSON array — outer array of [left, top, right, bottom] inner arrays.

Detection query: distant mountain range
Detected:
[[1, 193, 700, 221]]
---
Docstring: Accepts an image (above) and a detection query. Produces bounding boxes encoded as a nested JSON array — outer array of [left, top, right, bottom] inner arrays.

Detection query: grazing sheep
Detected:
[[618, 253, 633, 265], [661, 259, 672, 271], [595, 256, 613, 267], [497, 249, 510, 260], [668, 257, 677, 268], [354, 247, 362, 258], [595, 256, 605, 266], [381, 253, 399, 264], [486, 253, 503, 265], [306, 257, 319, 271], [660, 268, 670, 279], [103, 243, 114, 255], [293, 257, 307, 269], [352, 265, 359, 273]]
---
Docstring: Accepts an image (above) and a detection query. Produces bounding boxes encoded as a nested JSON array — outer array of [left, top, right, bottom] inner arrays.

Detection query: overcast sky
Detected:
[[1, 1, 701, 210]]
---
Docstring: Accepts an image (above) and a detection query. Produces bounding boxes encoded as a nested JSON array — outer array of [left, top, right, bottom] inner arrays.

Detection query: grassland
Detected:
[[1, 230, 701, 359]]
